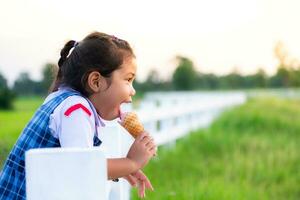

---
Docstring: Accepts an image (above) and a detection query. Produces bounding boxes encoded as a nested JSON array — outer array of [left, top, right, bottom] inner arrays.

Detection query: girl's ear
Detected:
[[87, 71, 107, 93]]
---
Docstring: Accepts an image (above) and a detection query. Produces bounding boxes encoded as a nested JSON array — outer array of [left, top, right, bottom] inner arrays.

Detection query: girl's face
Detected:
[[90, 56, 137, 120]]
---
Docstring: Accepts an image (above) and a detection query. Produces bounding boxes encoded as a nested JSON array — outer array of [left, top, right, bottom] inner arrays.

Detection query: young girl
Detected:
[[0, 32, 156, 199]]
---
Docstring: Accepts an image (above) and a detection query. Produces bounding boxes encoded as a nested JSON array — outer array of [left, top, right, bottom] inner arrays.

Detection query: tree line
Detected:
[[135, 42, 300, 91], [134, 60, 300, 92], [0, 42, 299, 109], [0, 63, 56, 109]]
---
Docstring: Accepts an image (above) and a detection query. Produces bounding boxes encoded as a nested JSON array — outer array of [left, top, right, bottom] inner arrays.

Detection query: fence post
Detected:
[[25, 148, 107, 200]]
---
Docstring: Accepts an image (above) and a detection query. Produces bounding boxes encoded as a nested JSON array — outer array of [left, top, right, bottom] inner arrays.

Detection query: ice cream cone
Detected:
[[120, 112, 144, 138]]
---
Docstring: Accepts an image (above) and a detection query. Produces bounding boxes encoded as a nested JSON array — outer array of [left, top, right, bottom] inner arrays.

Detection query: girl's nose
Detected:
[[130, 85, 136, 96]]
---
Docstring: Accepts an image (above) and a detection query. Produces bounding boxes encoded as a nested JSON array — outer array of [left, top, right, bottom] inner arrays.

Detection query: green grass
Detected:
[[0, 96, 43, 166], [132, 98, 300, 200]]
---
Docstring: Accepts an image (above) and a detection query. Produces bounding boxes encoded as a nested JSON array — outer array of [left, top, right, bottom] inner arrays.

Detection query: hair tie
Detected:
[[111, 35, 121, 42], [73, 41, 79, 48]]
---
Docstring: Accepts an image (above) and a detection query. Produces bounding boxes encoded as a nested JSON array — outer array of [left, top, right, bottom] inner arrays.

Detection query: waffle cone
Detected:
[[120, 112, 144, 138]]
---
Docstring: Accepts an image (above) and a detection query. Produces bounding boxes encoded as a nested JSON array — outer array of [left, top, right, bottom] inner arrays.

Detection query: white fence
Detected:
[[100, 91, 247, 199], [26, 91, 246, 200]]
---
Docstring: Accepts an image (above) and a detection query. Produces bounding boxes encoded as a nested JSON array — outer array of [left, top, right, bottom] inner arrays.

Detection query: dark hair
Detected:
[[51, 32, 135, 96]]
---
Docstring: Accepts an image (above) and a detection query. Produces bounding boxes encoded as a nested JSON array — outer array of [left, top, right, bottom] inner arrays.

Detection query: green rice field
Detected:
[[132, 97, 300, 199]]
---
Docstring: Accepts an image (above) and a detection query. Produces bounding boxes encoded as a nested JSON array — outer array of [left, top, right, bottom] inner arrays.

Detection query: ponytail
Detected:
[[58, 40, 78, 67], [51, 40, 78, 92]]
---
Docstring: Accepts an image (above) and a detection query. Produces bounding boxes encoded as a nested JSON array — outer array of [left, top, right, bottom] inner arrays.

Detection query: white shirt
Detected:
[[43, 89, 117, 198], [44, 89, 98, 148]]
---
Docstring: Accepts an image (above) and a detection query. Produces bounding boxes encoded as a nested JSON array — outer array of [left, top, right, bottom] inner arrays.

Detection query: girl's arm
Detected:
[[107, 158, 139, 179], [107, 132, 156, 180]]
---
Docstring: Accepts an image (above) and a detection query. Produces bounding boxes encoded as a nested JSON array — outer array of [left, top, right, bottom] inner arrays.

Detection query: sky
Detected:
[[1, 0, 300, 85]]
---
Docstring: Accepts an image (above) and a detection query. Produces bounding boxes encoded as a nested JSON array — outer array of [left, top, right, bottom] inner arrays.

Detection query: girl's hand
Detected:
[[124, 170, 154, 198], [127, 132, 156, 169]]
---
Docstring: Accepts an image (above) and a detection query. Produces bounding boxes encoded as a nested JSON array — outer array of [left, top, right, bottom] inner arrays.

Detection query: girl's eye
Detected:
[[127, 78, 133, 82]]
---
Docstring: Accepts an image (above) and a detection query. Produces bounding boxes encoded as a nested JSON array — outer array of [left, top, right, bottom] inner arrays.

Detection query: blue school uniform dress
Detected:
[[0, 90, 102, 200]]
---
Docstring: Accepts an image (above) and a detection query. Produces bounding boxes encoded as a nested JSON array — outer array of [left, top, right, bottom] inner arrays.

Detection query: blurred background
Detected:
[[1, 0, 300, 199]]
